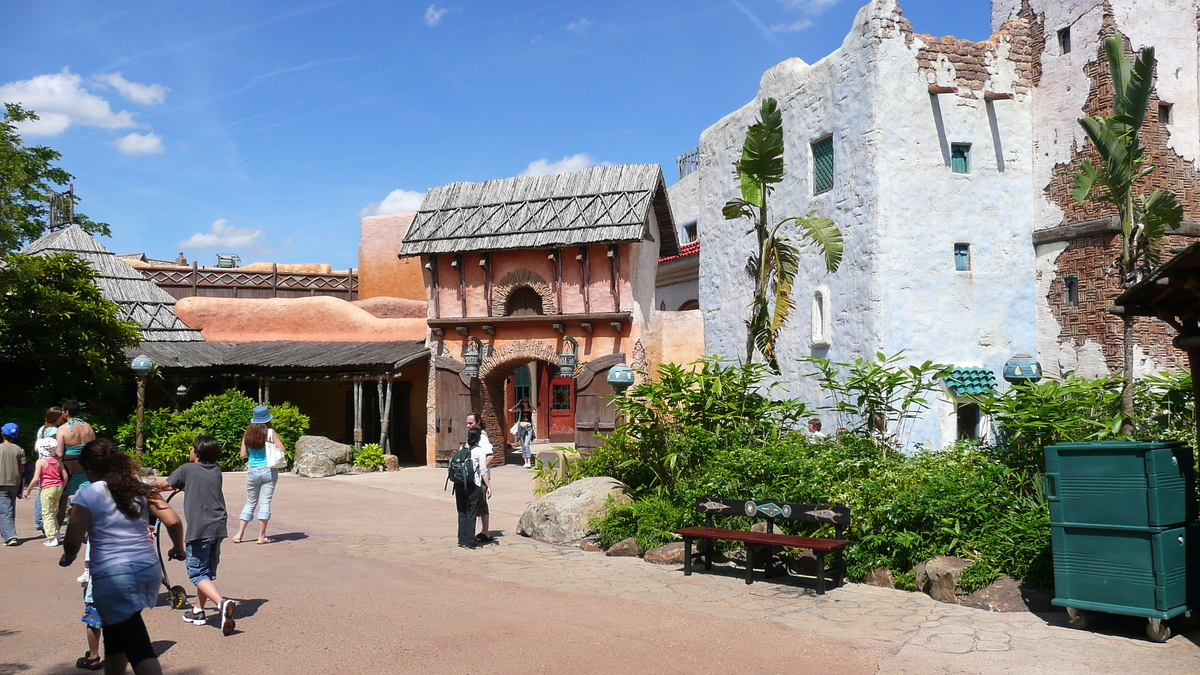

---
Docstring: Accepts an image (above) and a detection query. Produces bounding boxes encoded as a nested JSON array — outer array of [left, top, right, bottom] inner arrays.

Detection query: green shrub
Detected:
[[354, 443, 384, 470], [593, 495, 688, 554]]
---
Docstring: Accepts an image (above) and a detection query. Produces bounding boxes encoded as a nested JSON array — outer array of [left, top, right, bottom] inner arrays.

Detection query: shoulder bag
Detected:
[[265, 429, 288, 469]]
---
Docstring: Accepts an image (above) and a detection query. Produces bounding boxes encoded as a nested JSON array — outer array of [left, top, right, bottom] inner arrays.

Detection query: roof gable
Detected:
[[399, 164, 679, 257]]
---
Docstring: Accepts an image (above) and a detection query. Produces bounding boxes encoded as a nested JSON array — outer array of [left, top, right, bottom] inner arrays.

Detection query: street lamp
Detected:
[[558, 335, 579, 372], [131, 355, 154, 454], [463, 337, 484, 379], [607, 363, 635, 394]]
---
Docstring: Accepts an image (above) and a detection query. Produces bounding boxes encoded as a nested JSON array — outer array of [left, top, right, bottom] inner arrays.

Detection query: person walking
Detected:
[[508, 399, 535, 468], [57, 400, 97, 517], [232, 406, 283, 545], [32, 407, 63, 534], [158, 436, 236, 634], [23, 444, 64, 545], [59, 438, 187, 675], [0, 422, 25, 546]]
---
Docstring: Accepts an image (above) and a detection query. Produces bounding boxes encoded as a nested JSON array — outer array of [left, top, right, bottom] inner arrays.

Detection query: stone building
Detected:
[[684, 0, 1200, 448]]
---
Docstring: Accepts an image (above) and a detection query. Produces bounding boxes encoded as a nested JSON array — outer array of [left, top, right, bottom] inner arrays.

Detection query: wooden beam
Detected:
[[984, 91, 1014, 101], [928, 84, 958, 95]]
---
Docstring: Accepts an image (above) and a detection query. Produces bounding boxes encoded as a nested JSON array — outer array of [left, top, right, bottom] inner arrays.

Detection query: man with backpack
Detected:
[[451, 414, 493, 549]]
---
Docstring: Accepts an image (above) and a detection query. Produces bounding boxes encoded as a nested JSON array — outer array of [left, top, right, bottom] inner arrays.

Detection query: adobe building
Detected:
[[398, 164, 689, 464]]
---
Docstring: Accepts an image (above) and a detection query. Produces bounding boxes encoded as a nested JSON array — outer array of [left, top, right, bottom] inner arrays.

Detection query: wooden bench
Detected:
[[673, 496, 851, 594]]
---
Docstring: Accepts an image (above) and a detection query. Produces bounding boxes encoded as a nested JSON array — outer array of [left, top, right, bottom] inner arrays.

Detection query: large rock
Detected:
[[643, 542, 686, 564], [861, 567, 894, 588], [606, 537, 639, 557], [517, 477, 632, 544], [383, 455, 400, 472], [962, 576, 1054, 613], [920, 556, 972, 603], [293, 435, 355, 478]]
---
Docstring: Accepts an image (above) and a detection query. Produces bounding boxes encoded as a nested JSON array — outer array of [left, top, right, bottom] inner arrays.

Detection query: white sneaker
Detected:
[[219, 599, 236, 636], [43, 538, 61, 547], [182, 609, 207, 625]]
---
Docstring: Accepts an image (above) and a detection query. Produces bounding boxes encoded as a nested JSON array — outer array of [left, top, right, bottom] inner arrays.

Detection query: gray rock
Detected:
[[862, 567, 894, 588], [606, 537, 638, 557], [643, 542, 685, 564], [334, 462, 353, 475], [921, 556, 972, 604], [961, 576, 1054, 613], [516, 477, 632, 544], [293, 435, 354, 478]]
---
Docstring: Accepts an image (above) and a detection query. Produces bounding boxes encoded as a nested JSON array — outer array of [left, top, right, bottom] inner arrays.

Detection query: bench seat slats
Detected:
[[673, 526, 850, 552]]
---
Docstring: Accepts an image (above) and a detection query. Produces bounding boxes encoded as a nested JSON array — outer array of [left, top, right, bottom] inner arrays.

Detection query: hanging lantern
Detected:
[[463, 337, 483, 378], [558, 335, 579, 372], [131, 355, 154, 376], [1003, 353, 1042, 384], [607, 363, 635, 394]]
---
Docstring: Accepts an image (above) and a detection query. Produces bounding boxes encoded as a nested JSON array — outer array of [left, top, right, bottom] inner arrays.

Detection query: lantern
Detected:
[[131, 355, 154, 376], [559, 335, 579, 372], [607, 363, 635, 394], [463, 337, 483, 378], [1003, 353, 1042, 384]]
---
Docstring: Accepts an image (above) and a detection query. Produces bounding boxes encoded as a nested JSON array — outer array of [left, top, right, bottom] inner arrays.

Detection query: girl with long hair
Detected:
[[232, 406, 284, 545], [59, 439, 186, 675]]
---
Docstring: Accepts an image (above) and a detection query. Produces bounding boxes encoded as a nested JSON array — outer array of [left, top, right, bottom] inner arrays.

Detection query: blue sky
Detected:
[[1, 1, 991, 269]]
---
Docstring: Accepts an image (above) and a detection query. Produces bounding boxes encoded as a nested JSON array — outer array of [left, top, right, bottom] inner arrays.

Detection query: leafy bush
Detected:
[[116, 390, 309, 473], [593, 495, 689, 553], [354, 443, 384, 470]]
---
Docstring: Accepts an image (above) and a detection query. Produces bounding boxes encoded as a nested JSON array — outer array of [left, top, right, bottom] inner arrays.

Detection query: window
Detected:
[[1159, 103, 1172, 125], [951, 143, 971, 174], [954, 243, 971, 271], [1065, 277, 1079, 306], [683, 220, 698, 242], [514, 364, 532, 404], [956, 402, 980, 440], [811, 286, 831, 348], [505, 286, 544, 316], [812, 136, 834, 194], [552, 384, 572, 410], [1058, 27, 1071, 54]]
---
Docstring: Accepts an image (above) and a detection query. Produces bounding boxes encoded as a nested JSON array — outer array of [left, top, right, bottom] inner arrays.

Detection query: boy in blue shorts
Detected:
[[159, 436, 236, 635]]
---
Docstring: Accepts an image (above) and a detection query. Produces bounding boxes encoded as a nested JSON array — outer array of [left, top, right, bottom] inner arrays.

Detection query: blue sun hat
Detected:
[[1, 422, 18, 438], [250, 406, 273, 424]]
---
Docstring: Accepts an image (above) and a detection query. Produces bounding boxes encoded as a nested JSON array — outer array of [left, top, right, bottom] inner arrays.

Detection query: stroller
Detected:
[[152, 489, 188, 610]]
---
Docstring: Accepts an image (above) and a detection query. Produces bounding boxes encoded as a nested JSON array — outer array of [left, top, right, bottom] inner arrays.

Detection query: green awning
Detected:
[[945, 367, 996, 397]]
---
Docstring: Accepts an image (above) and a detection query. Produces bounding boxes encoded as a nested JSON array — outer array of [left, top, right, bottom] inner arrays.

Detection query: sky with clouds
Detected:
[[1, 0, 989, 268]]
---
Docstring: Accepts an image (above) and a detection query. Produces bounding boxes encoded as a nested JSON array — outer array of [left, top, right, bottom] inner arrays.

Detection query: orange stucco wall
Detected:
[[359, 212, 425, 301], [175, 296, 427, 343]]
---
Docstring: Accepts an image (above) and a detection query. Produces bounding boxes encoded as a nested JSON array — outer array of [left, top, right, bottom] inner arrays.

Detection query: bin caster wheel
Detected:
[[169, 585, 188, 609], [1146, 618, 1171, 643], [1066, 607, 1089, 630]]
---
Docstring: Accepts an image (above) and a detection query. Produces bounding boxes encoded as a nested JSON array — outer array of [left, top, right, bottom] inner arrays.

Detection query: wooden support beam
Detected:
[[929, 84, 958, 95], [984, 91, 1014, 101]]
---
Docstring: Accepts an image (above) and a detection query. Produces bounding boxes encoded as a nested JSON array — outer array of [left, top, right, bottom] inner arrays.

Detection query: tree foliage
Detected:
[[723, 97, 843, 372], [0, 103, 110, 255], [0, 252, 140, 405]]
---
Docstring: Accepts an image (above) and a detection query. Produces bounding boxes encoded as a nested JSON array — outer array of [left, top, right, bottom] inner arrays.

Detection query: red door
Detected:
[[548, 375, 575, 442]]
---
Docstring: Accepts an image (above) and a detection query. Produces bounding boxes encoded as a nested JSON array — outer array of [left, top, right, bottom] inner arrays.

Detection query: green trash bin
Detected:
[[1044, 441, 1197, 642]]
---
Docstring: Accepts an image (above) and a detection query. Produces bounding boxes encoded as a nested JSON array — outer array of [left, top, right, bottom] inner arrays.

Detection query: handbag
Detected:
[[264, 429, 288, 469], [509, 422, 520, 436]]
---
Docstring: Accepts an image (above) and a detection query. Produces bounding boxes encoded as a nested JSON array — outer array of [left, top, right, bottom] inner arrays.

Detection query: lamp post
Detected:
[[463, 337, 484, 380], [558, 335, 579, 373], [131, 355, 154, 454], [607, 363, 635, 394]]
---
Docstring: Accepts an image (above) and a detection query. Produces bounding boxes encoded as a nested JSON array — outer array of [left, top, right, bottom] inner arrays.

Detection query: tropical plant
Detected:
[[723, 97, 843, 372], [1072, 36, 1183, 432], [354, 443, 384, 470]]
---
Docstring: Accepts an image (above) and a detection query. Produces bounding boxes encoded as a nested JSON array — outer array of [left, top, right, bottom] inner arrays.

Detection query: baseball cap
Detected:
[[1, 422, 18, 438]]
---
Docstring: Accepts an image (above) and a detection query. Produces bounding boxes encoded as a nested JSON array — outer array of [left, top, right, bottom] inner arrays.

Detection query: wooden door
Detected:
[[575, 354, 626, 456], [548, 375, 575, 442], [433, 357, 478, 462]]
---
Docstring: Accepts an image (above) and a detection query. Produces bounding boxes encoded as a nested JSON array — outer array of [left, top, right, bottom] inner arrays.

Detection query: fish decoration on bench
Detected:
[[700, 500, 731, 512], [805, 507, 839, 521]]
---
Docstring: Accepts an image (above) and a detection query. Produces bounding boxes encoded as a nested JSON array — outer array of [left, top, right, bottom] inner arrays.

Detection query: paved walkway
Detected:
[[2, 466, 1198, 673]]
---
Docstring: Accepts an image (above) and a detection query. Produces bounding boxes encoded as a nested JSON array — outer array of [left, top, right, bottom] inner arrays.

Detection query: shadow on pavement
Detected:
[[0, 663, 31, 674], [230, 598, 268, 619], [267, 532, 307, 542], [153, 639, 177, 656]]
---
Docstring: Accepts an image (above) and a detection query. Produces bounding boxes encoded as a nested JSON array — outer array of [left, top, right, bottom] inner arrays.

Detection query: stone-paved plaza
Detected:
[[3, 466, 1199, 674]]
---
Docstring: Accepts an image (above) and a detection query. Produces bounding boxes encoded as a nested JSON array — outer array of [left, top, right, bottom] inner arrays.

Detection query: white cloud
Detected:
[[771, 19, 812, 32], [780, 0, 841, 12], [424, 4, 448, 27], [0, 69, 137, 137], [519, 153, 612, 177], [178, 219, 267, 251], [114, 131, 164, 155], [358, 188, 425, 217], [566, 18, 593, 33], [92, 72, 168, 105]]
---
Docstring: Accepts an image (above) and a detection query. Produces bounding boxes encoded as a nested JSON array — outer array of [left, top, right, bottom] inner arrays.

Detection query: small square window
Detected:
[[954, 243, 971, 271], [812, 136, 834, 194], [1065, 277, 1079, 306], [951, 143, 971, 174], [1159, 103, 1172, 125], [683, 220, 698, 242], [1058, 27, 1071, 54]]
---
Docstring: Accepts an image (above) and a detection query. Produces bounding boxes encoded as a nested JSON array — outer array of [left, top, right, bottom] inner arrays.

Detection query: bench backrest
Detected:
[[695, 495, 850, 539]]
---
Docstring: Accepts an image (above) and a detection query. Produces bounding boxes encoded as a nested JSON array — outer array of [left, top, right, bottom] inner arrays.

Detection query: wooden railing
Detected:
[[677, 147, 700, 180], [140, 263, 358, 301]]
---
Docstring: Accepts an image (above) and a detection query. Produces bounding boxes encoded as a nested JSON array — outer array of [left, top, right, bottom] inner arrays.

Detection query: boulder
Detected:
[[861, 567, 895, 588], [606, 537, 639, 557], [643, 542, 686, 565], [920, 556, 972, 604], [293, 435, 355, 478], [961, 576, 1054, 613], [383, 455, 401, 472], [517, 477, 632, 544], [578, 536, 603, 552]]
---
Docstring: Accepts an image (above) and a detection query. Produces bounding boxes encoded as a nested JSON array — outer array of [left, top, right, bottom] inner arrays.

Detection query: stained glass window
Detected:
[[812, 137, 834, 194], [552, 384, 572, 410]]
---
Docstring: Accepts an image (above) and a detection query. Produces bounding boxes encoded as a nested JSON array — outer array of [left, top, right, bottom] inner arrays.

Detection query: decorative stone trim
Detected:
[[493, 269, 557, 315], [479, 340, 560, 381], [477, 339, 562, 453]]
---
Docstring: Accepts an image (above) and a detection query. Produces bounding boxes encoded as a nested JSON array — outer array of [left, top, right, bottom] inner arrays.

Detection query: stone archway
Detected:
[[478, 339, 560, 462], [493, 269, 557, 315]]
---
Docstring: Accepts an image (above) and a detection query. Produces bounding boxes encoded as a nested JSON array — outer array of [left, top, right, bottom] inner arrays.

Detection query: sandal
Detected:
[[256, 537, 274, 544], [76, 652, 102, 670], [231, 537, 242, 544]]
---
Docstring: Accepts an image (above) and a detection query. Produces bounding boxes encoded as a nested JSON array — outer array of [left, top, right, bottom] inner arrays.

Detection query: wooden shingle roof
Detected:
[[128, 340, 429, 373], [399, 164, 679, 257], [22, 226, 203, 342]]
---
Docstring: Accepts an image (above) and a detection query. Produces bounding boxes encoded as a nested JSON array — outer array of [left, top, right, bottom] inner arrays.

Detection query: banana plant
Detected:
[[723, 97, 843, 372], [1072, 36, 1183, 432]]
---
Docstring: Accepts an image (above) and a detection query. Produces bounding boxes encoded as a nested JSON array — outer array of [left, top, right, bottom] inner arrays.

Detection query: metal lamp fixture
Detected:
[[130, 355, 155, 454], [131, 355, 154, 376], [558, 335, 579, 372], [463, 337, 484, 378], [1003, 353, 1042, 384], [607, 363, 636, 394]]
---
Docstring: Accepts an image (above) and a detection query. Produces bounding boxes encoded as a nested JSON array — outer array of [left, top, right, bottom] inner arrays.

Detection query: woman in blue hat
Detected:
[[232, 406, 285, 545]]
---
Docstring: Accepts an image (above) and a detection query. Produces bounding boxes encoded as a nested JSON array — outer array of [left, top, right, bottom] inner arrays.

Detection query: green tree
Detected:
[[0, 103, 110, 254], [723, 98, 842, 372], [0, 252, 140, 405], [1072, 36, 1183, 432]]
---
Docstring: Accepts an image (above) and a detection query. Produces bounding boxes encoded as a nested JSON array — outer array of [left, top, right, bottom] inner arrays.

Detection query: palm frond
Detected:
[[782, 212, 843, 273]]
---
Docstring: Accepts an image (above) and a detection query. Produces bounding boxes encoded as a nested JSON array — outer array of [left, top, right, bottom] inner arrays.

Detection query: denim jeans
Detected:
[[91, 558, 159, 625], [240, 467, 278, 521], [185, 537, 222, 585], [0, 485, 17, 541], [517, 425, 533, 459]]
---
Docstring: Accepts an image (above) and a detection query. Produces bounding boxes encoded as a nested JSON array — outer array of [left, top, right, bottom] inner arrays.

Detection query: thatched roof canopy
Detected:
[[22, 226, 203, 342], [127, 340, 428, 375], [399, 164, 679, 257]]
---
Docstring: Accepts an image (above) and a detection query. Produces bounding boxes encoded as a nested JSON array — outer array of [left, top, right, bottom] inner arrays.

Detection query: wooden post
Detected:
[[353, 378, 363, 449], [380, 376, 394, 455], [428, 256, 441, 319], [482, 253, 493, 317], [608, 244, 620, 312], [553, 248, 563, 314], [192, 261, 199, 296], [264, 379, 270, 404], [135, 376, 146, 454], [579, 246, 590, 313], [272, 263, 278, 298], [456, 254, 466, 317]]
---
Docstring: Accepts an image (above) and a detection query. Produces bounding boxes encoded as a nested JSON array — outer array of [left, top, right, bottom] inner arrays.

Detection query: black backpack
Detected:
[[445, 443, 473, 490]]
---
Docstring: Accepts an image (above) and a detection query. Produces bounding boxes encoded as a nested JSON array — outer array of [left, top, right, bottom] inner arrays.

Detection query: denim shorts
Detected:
[[185, 537, 222, 586], [90, 558, 159, 625]]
